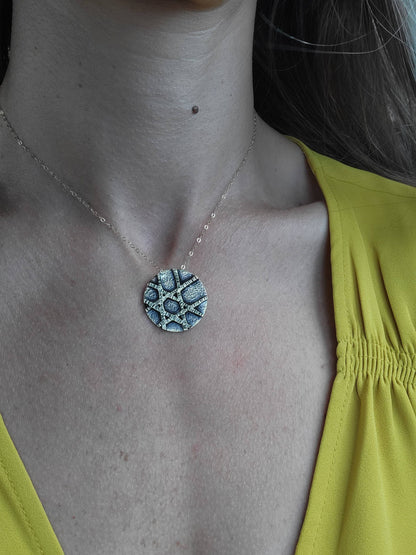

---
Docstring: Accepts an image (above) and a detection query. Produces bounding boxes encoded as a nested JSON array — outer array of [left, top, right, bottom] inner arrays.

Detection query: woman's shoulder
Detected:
[[254, 115, 325, 210]]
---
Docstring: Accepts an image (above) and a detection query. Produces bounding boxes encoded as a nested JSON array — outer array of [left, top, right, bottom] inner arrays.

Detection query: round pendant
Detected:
[[143, 269, 208, 332]]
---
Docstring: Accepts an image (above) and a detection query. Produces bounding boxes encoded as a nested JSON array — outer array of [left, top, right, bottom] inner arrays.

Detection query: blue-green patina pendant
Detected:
[[143, 269, 208, 332]]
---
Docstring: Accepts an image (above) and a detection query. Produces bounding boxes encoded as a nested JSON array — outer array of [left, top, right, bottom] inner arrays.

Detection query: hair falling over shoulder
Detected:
[[253, 0, 416, 186], [0, 0, 11, 87], [0, 0, 415, 186]]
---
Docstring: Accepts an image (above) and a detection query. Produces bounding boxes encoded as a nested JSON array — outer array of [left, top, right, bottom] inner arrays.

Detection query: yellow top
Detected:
[[1, 137, 416, 554]]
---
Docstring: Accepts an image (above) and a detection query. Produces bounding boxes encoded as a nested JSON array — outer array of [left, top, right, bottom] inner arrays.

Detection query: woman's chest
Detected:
[[0, 201, 337, 554]]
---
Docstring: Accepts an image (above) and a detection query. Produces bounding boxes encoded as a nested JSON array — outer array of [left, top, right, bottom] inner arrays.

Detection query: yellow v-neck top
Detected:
[[1, 137, 416, 554]]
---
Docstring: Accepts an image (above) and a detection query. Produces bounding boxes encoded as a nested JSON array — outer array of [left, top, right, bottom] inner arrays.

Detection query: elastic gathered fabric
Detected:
[[290, 136, 416, 554]]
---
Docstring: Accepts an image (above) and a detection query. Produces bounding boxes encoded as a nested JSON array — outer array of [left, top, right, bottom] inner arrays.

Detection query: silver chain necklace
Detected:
[[0, 106, 257, 332]]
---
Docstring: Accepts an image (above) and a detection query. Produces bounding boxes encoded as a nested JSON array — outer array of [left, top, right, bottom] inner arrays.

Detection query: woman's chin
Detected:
[[186, 0, 225, 8]]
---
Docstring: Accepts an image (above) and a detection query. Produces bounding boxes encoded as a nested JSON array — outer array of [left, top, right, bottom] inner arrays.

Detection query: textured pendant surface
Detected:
[[143, 269, 208, 332]]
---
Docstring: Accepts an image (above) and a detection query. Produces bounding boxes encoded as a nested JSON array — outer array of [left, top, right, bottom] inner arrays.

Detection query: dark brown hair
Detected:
[[253, 0, 416, 185], [0, 0, 11, 85], [1, 0, 415, 185]]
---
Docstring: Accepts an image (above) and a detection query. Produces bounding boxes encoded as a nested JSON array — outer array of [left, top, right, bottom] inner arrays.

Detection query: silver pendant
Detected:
[[143, 269, 208, 332]]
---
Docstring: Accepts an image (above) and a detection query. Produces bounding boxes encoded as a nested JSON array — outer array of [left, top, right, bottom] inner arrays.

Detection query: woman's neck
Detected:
[[0, 0, 269, 265], [0, 0, 260, 263]]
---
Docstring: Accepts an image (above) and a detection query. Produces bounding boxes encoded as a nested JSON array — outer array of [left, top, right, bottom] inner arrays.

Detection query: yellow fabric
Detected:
[[1, 137, 416, 554], [288, 137, 416, 554], [0, 414, 63, 554]]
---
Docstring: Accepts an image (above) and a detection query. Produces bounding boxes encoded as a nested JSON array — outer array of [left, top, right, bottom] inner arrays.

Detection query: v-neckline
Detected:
[[0, 136, 343, 554]]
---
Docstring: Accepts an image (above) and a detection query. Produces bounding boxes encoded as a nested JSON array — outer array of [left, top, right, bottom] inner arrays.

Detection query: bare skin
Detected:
[[0, 0, 337, 553]]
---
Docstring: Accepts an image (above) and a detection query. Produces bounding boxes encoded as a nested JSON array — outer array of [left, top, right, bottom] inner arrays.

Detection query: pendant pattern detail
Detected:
[[143, 269, 208, 332]]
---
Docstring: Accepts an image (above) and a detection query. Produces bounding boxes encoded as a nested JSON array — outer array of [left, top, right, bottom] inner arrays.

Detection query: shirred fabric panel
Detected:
[[0, 415, 64, 554], [288, 137, 416, 554], [296, 343, 416, 554]]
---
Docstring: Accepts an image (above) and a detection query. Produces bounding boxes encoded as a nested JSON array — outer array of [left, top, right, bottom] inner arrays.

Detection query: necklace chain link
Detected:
[[0, 106, 257, 271]]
